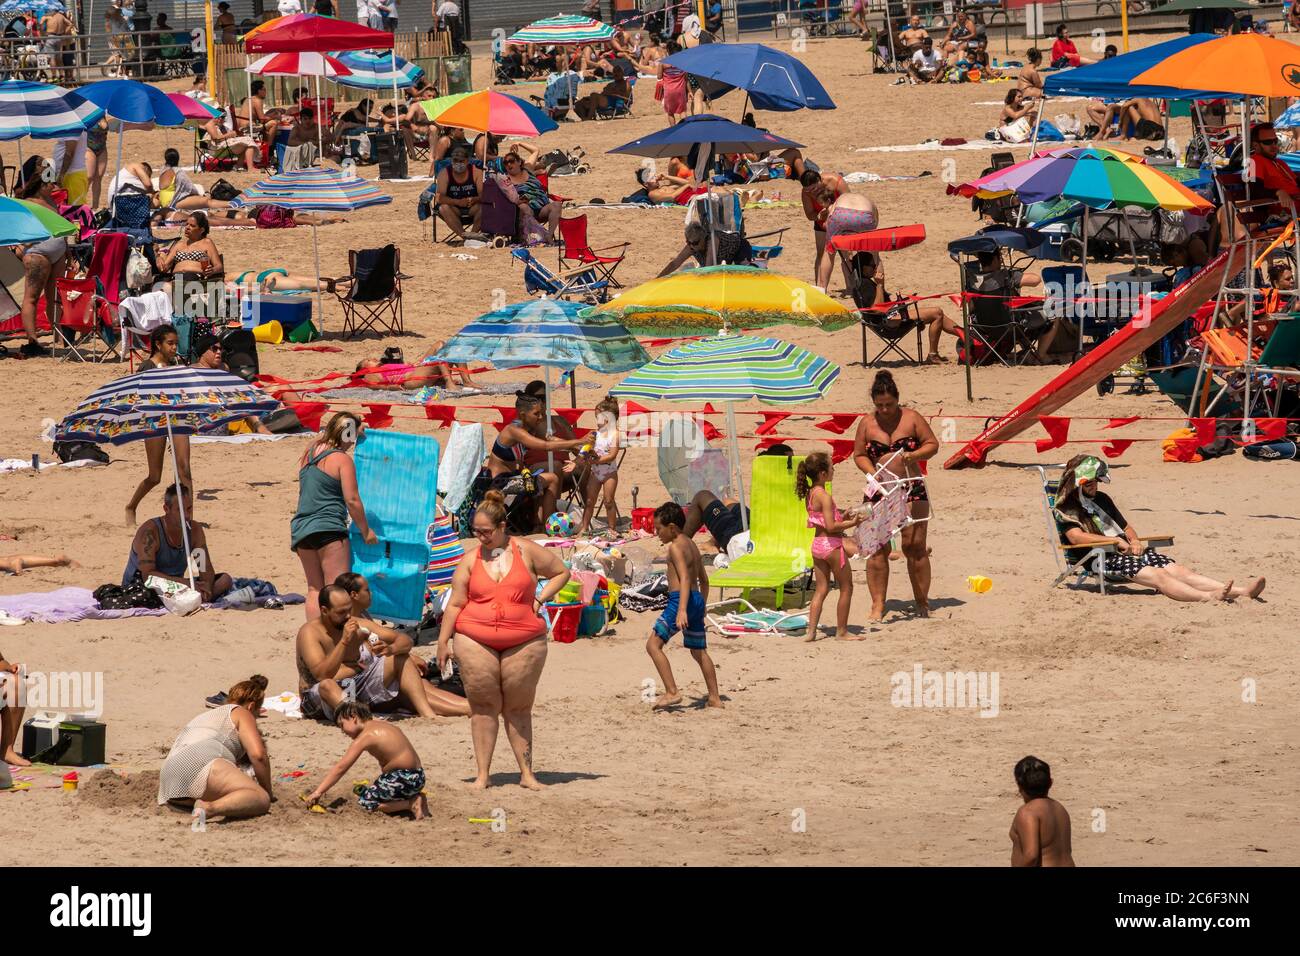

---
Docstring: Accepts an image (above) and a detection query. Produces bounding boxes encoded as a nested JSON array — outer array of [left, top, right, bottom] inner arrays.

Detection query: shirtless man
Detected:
[[1009, 756, 1076, 867], [296, 585, 458, 721], [41, 6, 75, 83], [898, 15, 929, 56]]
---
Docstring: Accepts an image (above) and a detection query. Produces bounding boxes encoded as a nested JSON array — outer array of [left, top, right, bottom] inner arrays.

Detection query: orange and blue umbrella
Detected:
[[421, 89, 557, 137], [951, 145, 1211, 211]]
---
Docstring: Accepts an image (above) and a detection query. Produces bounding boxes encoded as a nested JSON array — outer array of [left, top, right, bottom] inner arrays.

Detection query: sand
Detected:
[[1, 33, 1297, 867]]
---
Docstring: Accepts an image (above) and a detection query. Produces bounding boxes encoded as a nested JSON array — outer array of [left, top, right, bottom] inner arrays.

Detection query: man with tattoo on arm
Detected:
[[123, 484, 233, 602]]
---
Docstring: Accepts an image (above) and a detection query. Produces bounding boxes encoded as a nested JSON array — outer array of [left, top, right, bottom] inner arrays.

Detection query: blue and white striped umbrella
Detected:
[[334, 51, 425, 91], [0, 0, 64, 15], [228, 166, 391, 211], [434, 298, 648, 373], [0, 79, 104, 141], [55, 367, 280, 445]]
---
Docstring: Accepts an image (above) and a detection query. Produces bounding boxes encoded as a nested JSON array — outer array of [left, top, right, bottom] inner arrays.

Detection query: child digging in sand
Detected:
[[305, 701, 429, 819], [646, 502, 722, 710], [1009, 755, 1075, 867], [795, 453, 866, 642]]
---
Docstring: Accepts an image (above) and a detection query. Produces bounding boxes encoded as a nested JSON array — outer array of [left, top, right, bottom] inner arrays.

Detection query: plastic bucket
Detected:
[[545, 602, 584, 644], [578, 601, 607, 636], [630, 507, 656, 533]]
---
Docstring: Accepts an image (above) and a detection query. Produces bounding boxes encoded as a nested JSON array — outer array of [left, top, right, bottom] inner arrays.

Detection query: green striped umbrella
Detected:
[[610, 332, 839, 531], [508, 15, 615, 45]]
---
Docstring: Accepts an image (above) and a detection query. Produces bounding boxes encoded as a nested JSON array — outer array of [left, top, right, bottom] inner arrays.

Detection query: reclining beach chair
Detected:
[[557, 214, 629, 287], [705, 598, 809, 637], [351, 430, 441, 625], [511, 248, 610, 303], [336, 245, 407, 339], [1037, 465, 1173, 595], [709, 454, 817, 611], [592, 76, 636, 119]]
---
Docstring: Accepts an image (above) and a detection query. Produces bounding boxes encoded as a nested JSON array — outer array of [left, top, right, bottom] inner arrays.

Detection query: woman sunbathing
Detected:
[[1054, 454, 1265, 602], [352, 349, 477, 391], [0, 553, 77, 575]]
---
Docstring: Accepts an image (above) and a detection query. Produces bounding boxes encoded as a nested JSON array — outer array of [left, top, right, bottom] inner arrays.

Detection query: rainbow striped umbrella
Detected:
[[508, 15, 615, 45], [228, 167, 390, 211], [421, 89, 558, 137], [952, 145, 1212, 211], [586, 265, 857, 334]]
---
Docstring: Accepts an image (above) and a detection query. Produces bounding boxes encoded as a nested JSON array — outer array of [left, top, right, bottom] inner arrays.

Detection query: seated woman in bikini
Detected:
[[481, 392, 587, 528], [637, 166, 706, 205], [157, 212, 223, 279]]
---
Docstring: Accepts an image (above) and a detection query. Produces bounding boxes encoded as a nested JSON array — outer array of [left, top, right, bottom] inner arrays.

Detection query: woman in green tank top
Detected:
[[290, 412, 376, 619]]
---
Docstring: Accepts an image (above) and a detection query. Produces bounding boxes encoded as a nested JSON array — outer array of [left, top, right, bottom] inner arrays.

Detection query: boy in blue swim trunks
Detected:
[[305, 701, 429, 819], [647, 502, 723, 711]]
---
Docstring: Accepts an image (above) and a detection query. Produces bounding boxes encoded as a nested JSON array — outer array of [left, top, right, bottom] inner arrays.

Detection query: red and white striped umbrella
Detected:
[[246, 51, 352, 78]]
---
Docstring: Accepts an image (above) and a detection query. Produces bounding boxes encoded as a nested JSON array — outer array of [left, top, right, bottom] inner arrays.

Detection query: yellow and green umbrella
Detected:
[[585, 265, 857, 334], [0, 197, 77, 245]]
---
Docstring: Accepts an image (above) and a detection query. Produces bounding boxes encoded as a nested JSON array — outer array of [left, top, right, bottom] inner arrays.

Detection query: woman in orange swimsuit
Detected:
[[852, 370, 939, 622], [437, 490, 570, 790]]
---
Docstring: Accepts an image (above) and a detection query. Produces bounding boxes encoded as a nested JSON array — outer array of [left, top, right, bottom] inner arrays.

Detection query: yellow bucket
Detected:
[[966, 576, 992, 594], [252, 320, 283, 345]]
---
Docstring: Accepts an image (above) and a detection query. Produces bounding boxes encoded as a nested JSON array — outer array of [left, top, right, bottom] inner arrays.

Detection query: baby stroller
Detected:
[[457, 468, 542, 537]]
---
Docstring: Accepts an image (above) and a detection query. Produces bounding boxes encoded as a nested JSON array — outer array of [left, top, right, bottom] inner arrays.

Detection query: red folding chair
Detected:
[[557, 214, 630, 288], [54, 277, 117, 362]]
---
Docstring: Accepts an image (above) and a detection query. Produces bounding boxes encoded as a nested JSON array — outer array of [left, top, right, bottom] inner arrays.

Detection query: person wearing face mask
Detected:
[[434, 144, 484, 242], [1054, 455, 1265, 601], [852, 370, 938, 622]]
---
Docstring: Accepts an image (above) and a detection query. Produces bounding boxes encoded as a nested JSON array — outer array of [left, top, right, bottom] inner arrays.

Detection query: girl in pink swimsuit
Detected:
[[795, 453, 865, 642]]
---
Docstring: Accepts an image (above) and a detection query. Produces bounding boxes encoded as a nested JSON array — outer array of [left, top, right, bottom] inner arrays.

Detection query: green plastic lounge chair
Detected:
[[1037, 465, 1173, 595], [710, 454, 817, 610], [1254, 317, 1300, 415]]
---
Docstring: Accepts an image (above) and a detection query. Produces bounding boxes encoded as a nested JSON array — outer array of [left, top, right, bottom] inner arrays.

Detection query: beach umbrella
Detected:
[[0, 0, 63, 13], [586, 265, 857, 334], [422, 89, 558, 137], [0, 80, 104, 173], [661, 43, 835, 113], [610, 114, 803, 260], [0, 197, 77, 245], [1131, 33, 1300, 99], [610, 331, 841, 531], [508, 15, 615, 45], [77, 79, 187, 186], [335, 51, 425, 91], [165, 92, 223, 125], [247, 51, 352, 79], [242, 14, 394, 53], [55, 367, 279, 590], [434, 297, 649, 471], [228, 167, 391, 332]]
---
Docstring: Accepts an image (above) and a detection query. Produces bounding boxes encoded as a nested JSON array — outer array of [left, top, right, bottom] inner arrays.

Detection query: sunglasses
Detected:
[[206, 344, 222, 353], [1258, 138, 1279, 145], [471, 525, 498, 537]]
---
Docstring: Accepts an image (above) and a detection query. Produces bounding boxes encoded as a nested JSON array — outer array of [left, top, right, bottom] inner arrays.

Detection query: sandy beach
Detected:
[[1, 31, 1297, 867]]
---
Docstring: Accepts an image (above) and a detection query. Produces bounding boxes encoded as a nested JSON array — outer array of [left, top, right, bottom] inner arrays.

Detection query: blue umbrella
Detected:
[[661, 43, 835, 112], [0, 79, 103, 142], [77, 79, 187, 193], [0, 0, 63, 13], [609, 113, 802, 159], [335, 51, 425, 91]]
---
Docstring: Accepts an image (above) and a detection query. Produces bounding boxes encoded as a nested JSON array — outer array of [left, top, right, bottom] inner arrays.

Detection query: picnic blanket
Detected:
[[0, 586, 304, 623], [855, 140, 1023, 153]]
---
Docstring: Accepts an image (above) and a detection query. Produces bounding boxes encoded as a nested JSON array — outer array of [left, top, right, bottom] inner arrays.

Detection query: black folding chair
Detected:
[[336, 245, 408, 339]]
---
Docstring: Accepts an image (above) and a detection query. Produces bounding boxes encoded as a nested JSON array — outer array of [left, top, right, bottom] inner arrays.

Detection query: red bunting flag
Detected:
[[490, 406, 516, 430], [571, 426, 593, 439], [1105, 417, 1140, 429], [289, 402, 327, 432], [1252, 418, 1288, 442], [755, 411, 792, 436], [363, 404, 393, 429], [814, 413, 860, 435], [702, 402, 718, 414], [424, 404, 456, 427], [641, 338, 676, 347], [1035, 416, 1070, 453], [754, 435, 793, 451], [827, 439, 856, 463], [554, 408, 585, 427], [699, 420, 724, 442], [1101, 439, 1135, 459], [622, 399, 651, 415]]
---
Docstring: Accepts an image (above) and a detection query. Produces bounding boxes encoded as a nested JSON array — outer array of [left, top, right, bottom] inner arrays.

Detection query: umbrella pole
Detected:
[[725, 402, 747, 535], [312, 223, 324, 335], [165, 415, 197, 593], [1078, 207, 1089, 359], [545, 365, 555, 476], [316, 74, 323, 162], [570, 368, 577, 408], [116, 126, 125, 191]]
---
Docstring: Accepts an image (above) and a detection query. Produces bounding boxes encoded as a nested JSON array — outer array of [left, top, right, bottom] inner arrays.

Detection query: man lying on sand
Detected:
[[297, 584, 462, 720], [306, 701, 429, 819], [1009, 756, 1075, 866]]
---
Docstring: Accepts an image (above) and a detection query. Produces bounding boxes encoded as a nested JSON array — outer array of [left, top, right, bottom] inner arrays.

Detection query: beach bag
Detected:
[[53, 440, 109, 465], [125, 247, 152, 290], [1135, 118, 1164, 141], [997, 116, 1032, 144], [1036, 120, 1065, 142], [209, 178, 240, 201], [254, 204, 295, 229], [146, 575, 203, 616]]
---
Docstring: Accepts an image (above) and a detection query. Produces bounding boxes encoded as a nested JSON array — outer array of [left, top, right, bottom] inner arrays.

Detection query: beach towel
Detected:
[[0, 587, 303, 624], [855, 140, 1018, 154], [119, 290, 173, 332], [438, 421, 485, 514]]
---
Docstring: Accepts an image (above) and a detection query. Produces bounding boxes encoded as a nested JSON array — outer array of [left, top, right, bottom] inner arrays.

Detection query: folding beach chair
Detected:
[[592, 76, 636, 120], [1037, 465, 1173, 595], [1206, 317, 1300, 418], [729, 194, 786, 265], [351, 430, 442, 625], [557, 214, 630, 287], [53, 277, 117, 362], [705, 598, 809, 637], [511, 248, 610, 304], [108, 191, 156, 247], [709, 454, 817, 611], [336, 245, 407, 339], [858, 300, 924, 366]]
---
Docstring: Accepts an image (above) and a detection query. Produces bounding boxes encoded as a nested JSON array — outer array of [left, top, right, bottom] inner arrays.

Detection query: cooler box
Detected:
[[242, 293, 313, 332], [22, 713, 107, 766]]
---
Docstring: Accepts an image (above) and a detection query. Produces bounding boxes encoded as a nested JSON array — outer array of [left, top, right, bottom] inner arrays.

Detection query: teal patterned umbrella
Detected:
[[610, 332, 839, 532], [433, 298, 648, 373]]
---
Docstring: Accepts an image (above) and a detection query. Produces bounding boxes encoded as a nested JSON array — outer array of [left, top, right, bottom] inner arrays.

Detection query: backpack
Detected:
[[209, 178, 241, 201], [53, 440, 110, 465], [125, 247, 152, 290]]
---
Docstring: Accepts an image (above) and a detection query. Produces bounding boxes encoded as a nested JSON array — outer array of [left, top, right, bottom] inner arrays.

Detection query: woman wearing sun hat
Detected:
[[1053, 454, 1265, 602]]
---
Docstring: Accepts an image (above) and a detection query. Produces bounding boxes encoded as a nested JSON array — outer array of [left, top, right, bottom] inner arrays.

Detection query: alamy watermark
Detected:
[[2, 667, 104, 718], [890, 664, 999, 718]]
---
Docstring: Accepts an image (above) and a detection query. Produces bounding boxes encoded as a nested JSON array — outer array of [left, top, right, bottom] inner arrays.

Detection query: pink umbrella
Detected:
[[165, 92, 223, 123]]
